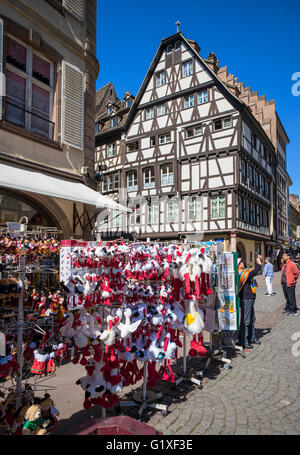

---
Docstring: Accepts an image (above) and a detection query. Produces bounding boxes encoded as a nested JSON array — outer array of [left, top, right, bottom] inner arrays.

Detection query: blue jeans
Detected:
[[239, 298, 257, 346]]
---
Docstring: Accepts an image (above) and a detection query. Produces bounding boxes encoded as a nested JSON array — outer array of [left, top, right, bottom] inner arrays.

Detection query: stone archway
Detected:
[[237, 241, 247, 263], [0, 189, 72, 238]]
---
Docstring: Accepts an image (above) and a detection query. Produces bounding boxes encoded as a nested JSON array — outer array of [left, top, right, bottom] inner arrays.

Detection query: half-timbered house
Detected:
[[95, 31, 288, 265]]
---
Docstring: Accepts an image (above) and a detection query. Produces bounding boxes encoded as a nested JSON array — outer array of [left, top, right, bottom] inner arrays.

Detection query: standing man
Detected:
[[238, 255, 262, 349], [262, 257, 275, 296], [281, 252, 299, 315]]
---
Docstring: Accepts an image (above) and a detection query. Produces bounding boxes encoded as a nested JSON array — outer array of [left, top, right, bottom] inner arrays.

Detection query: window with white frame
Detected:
[[157, 104, 166, 116], [146, 107, 154, 120], [143, 167, 155, 188], [182, 60, 193, 77], [102, 173, 119, 193], [127, 170, 138, 191], [161, 163, 174, 186], [213, 117, 232, 131], [130, 204, 141, 225], [188, 198, 202, 221], [197, 90, 208, 104], [106, 143, 116, 158], [107, 106, 112, 115], [159, 133, 171, 144], [184, 95, 194, 108], [156, 71, 165, 87], [5, 35, 54, 139], [186, 124, 202, 138], [167, 200, 179, 222], [211, 196, 225, 219], [111, 116, 117, 127], [147, 203, 159, 224], [125, 99, 131, 108], [112, 210, 122, 228], [223, 117, 233, 128]]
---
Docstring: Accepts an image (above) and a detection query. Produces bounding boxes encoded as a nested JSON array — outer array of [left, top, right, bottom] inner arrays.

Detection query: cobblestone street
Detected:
[[154, 272, 300, 435]]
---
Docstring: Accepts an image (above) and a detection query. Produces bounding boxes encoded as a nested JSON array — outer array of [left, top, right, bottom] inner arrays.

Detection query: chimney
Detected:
[[205, 52, 219, 74]]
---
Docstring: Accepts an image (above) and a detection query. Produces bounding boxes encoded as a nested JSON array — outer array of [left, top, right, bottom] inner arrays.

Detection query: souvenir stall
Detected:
[[59, 239, 216, 419], [1, 229, 244, 431], [0, 221, 62, 435]]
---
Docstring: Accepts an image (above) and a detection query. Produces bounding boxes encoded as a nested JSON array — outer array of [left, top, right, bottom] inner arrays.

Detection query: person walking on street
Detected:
[[262, 257, 275, 296], [281, 252, 299, 315], [238, 255, 262, 349]]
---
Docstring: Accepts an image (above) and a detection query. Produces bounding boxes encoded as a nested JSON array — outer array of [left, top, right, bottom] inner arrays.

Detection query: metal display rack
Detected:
[[0, 221, 62, 412]]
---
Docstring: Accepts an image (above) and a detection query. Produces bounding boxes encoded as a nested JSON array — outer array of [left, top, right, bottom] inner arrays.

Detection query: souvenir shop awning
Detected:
[[0, 163, 131, 212]]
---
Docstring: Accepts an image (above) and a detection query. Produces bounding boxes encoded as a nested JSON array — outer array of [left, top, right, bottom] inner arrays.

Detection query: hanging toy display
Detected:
[[58, 239, 214, 412]]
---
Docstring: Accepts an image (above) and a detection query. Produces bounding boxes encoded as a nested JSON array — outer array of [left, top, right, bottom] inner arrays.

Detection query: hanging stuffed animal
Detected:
[[183, 295, 205, 335], [100, 315, 118, 348], [76, 359, 106, 409], [117, 308, 142, 339]]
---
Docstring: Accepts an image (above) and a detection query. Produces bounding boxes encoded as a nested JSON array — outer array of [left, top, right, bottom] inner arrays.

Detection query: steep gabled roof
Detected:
[[125, 32, 243, 127], [123, 32, 276, 154], [95, 82, 120, 115]]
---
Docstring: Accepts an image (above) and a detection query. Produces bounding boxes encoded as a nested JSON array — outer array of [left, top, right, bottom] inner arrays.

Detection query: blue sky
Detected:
[[96, 0, 300, 194]]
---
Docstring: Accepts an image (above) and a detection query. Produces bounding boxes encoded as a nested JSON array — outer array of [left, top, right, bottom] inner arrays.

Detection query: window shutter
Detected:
[[61, 61, 84, 150], [63, 0, 85, 20], [0, 18, 3, 121]]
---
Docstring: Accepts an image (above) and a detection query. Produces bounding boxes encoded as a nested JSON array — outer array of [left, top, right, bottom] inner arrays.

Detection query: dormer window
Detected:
[[175, 40, 181, 51], [111, 116, 117, 127], [166, 44, 173, 54], [126, 99, 131, 108], [107, 107, 112, 115]]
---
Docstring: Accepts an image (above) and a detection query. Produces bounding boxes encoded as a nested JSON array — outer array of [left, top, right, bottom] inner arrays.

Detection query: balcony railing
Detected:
[[4, 99, 55, 140]]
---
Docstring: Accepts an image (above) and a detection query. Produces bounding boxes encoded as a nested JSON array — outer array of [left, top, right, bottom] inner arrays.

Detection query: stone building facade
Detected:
[[0, 0, 98, 238]]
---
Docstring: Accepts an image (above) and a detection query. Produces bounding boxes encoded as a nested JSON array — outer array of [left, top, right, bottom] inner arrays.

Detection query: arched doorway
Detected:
[[0, 191, 60, 231], [237, 241, 247, 264]]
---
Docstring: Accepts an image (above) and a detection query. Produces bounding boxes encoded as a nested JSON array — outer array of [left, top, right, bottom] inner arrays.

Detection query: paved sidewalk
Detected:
[[34, 272, 300, 435]]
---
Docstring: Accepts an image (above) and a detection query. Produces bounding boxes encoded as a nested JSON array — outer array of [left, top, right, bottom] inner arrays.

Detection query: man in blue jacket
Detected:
[[262, 257, 275, 296]]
